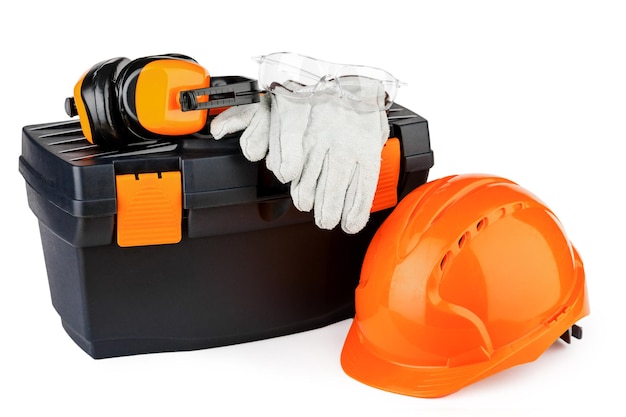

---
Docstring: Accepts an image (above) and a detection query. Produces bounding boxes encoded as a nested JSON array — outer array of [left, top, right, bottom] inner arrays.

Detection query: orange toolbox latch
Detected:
[[115, 171, 183, 247], [371, 137, 401, 213]]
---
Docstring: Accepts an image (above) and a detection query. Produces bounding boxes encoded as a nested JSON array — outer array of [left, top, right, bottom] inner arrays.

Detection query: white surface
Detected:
[[2, 1, 623, 415]]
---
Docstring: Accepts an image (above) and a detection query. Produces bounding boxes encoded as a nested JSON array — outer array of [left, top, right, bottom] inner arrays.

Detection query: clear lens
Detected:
[[257, 53, 331, 92], [256, 52, 403, 110], [335, 65, 401, 107], [334, 75, 388, 111]]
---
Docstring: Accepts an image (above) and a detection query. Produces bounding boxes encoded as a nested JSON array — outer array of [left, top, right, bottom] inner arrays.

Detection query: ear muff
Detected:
[[67, 54, 259, 148], [116, 54, 211, 138], [67, 54, 210, 147], [70, 57, 131, 147]]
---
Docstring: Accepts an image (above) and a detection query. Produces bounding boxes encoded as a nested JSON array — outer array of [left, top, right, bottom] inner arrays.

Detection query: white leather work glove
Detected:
[[210, 79, 389, 234], [290, 80, 389, 234], [210, 85, 311, 183]]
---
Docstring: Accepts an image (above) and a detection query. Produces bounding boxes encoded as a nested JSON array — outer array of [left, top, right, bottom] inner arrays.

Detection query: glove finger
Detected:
[[265, 96, 284, 179], [341, 110, 388, 233], [239, 95, 271, 161], [337, 109, 388, 232], [379, 110, 391, 145], [313, 155, 356, 231], [210, 101, 260, 140], [341, 161, 380, 234], [266, 94, 310, 183], [290, 147, 327, 212]]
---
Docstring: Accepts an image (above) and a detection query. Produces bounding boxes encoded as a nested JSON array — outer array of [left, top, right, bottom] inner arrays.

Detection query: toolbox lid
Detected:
[[19, 103, 434, 246]]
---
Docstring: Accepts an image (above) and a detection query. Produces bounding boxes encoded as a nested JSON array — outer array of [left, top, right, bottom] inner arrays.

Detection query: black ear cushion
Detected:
[[116, 54, 199, 139], [79, 57, 131, 148]]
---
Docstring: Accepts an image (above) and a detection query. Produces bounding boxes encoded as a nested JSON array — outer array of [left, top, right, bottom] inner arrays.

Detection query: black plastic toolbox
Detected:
[[18, 103, 434, 359]]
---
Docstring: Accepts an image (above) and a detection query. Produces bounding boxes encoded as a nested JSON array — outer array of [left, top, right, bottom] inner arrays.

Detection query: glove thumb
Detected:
[[210, 100, 262, 140]]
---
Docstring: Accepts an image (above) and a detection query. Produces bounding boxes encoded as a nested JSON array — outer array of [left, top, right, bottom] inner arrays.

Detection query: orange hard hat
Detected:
[[341, 174, 589, 398]]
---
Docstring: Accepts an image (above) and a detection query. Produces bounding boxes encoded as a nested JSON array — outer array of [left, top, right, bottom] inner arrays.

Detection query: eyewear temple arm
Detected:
[[180, 76, 262, 111]]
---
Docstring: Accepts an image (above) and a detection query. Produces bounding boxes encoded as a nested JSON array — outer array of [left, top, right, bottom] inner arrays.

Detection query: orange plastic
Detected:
[[115, 171, 182, 247], [370, 137, 401, 213], [135, 59, 210, 136], [341, 174, 589, 398], [73, 73, 94, 143]]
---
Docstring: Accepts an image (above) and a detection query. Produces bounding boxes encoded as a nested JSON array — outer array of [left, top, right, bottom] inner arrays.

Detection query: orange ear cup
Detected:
[[116, 54, 210, 139]]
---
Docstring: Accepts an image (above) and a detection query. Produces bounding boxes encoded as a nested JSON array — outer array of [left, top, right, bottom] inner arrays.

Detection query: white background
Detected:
[[2, 1, 624, 415]]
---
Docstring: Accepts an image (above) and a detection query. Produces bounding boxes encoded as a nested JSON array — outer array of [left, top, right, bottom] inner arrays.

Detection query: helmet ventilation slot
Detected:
[[476, 217, 488, 231]]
